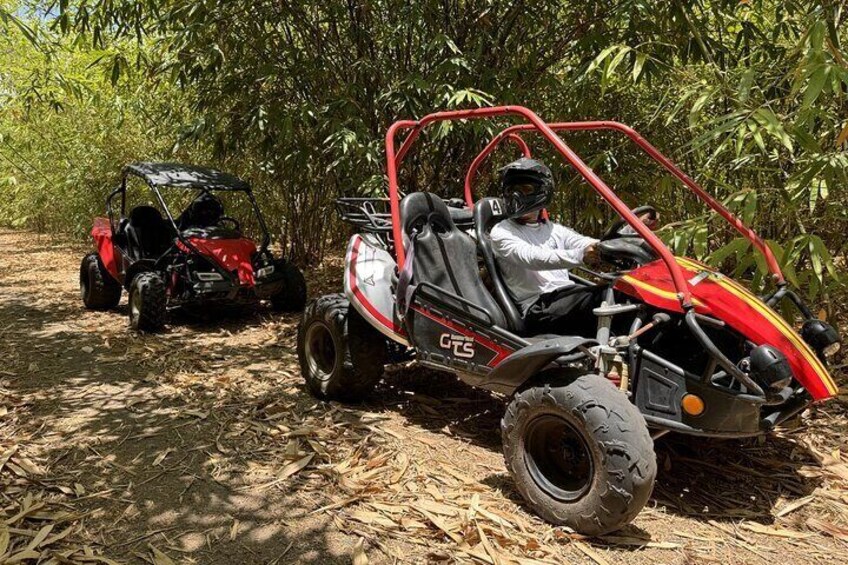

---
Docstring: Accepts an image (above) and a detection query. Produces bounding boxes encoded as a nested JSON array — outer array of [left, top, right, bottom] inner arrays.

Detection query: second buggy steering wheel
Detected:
[[218, 216, 241, 232]]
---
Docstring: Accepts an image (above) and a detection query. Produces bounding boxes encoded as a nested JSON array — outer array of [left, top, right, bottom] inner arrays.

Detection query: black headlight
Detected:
[[801, 319, 840, 358], [749, 344, 793, 391]]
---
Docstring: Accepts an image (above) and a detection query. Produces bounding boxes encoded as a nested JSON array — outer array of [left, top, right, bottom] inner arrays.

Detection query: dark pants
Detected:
[[525, 284, 607, 337]]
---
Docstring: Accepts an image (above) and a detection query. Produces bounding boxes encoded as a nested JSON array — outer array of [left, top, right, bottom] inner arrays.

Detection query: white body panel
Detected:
[[344, 233, 408, 345]]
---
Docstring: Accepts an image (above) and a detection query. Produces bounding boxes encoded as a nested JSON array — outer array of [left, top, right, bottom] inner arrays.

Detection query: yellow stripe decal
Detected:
[[621, 275, 704, 307], [674, 258, 837, 395]]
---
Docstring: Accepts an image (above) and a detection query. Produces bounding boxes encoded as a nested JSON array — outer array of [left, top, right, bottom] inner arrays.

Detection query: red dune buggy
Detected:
[[80, 162, 306, 331], [297, 106, 840, 535]]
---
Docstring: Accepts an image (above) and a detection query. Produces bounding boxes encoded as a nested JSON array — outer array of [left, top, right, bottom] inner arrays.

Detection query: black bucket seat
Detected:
[[125, 205, 172, 261], [399, 192, 507, 328], [472, 197, 525, 333]]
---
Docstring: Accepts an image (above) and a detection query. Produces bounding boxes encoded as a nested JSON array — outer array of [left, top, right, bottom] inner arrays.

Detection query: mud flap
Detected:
[[479, 336, 596, 394]]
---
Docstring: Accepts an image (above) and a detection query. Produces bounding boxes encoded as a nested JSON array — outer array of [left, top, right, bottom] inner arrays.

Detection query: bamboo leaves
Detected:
[[1, 1, 847, 303]]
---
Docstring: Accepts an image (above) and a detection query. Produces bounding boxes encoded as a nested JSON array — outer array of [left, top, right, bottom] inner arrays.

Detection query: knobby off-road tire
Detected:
[[502, 374, 656, 536], [270, 260, 307, 313], [297, 293, 386, 401], [128, 272, 167, 332], [80, 253, 121, 310]]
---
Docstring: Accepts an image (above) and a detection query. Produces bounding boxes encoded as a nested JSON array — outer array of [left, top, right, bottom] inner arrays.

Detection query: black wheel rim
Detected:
[[524, 414, 594, 502], [305, 322, 337, 380]]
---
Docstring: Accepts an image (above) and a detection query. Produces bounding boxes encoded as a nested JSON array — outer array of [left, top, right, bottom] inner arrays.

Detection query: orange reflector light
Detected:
[[681, 394, 705, 416]]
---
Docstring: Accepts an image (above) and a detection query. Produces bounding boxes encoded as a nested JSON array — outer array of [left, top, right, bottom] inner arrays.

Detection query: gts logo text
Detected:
[[439, 334, 475, 359]]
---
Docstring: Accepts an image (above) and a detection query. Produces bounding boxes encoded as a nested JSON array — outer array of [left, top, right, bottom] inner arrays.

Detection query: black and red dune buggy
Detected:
[[80, 162, 306, 331], [297, 107, 841, 535]]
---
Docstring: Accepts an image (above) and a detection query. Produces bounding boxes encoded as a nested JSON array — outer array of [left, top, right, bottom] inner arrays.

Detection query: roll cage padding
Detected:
[[399, 192, 507, 329], [472, 197, 525, 333]]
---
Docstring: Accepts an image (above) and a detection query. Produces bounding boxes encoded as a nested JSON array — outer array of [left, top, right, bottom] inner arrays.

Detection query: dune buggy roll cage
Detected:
[[105, 163, 273, 257], [385, 106, 784, 311]]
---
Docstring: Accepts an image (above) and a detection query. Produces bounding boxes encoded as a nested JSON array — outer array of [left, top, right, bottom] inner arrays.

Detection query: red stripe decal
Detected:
[[410, 305, 513, 367], [349, 236, 407, 336]]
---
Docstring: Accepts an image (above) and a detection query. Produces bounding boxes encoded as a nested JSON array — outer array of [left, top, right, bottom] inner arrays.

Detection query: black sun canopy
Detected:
[[123, 162, 250, 191]]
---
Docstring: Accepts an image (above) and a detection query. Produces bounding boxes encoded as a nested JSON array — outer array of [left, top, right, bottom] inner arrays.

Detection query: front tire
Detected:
[[80, 253, 121, 310], [270, 261, 307, 313], [297, 294, 386, 401], [502, 374, 656, 536], [128, 272, 167, 332]]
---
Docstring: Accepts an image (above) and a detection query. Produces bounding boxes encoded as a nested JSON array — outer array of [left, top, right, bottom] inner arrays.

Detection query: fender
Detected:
[[344, 234, 408, 345], [479, 336, 597, 395], [615, 257, 838, 400], [91, 217, 120, 281]]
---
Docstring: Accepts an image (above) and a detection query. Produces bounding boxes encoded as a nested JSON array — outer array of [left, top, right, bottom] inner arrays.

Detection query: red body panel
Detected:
[[185, 237, 258, 286], [91, 217, 120, 280], [614, 258, 837, 400]]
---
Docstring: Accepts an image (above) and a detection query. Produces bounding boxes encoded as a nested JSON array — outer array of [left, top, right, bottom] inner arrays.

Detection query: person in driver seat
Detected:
[[490, 158, 605, 337]]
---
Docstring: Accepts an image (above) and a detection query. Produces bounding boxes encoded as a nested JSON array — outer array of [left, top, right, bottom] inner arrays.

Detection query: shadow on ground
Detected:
[[1, 288, 350, 563], [2, 229, 844, 564]]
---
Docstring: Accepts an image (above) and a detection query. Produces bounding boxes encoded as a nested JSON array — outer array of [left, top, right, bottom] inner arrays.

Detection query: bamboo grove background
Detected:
[[1, 1, 847, 309]]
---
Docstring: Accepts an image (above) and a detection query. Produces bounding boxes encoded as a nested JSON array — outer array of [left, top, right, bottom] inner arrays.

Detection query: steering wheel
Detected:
[[218, 216, 241, 232], [601, 205, 657, 241], [596, 205, 659, 270]]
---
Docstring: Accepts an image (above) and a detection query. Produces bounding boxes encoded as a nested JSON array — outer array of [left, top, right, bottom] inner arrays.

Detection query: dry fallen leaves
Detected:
[[2, 230, 848, 564], [352, 537, 368, 565]]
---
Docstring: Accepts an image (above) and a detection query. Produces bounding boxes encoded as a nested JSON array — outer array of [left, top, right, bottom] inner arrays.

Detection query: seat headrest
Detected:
[[400, 192, 455, 237], [129, 205, 164, 225], [473, 197, 508, 234]]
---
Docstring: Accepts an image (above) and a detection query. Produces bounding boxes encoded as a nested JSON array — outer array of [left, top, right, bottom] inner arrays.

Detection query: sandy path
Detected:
[[1, 227, 847, 564]]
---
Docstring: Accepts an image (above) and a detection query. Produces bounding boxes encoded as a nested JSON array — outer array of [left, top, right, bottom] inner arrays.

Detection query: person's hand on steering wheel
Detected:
[[218, 215, 241, 231], [638, 209, 659, 230], [595, 206, 661, 270], [583, 243, 600, 265]]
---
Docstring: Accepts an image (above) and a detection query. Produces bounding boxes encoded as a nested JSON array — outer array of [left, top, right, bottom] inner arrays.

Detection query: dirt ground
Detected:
[[1, 227, 848, 564]]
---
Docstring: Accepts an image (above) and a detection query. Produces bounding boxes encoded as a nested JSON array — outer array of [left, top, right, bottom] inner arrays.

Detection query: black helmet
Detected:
[[499, 158, 554, 219]]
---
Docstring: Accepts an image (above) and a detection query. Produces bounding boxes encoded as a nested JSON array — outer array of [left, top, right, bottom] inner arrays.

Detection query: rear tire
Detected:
[[270, 260, 307, 313], [80, 253, 121, 310], [128, 272, 167, 332], [297, 293, 385, 401], [501, 374, 656, 536]]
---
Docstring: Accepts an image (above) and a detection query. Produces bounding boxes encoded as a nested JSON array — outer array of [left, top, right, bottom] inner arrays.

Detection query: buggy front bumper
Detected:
[[633, 346, 813, 438], [187, 269, 285, 304], [253, 270, 286, 299]]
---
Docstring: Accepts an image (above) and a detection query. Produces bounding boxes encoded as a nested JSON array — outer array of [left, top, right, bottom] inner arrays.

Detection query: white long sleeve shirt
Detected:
[[490, 219, 598, 309]]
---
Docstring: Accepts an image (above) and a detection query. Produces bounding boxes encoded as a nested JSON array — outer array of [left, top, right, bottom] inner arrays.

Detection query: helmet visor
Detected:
[[509, 182, 541, 196]]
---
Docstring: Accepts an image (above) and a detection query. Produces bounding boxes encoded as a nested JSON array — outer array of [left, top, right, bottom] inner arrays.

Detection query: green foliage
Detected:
[[1, 0, 846, 308], [0, 6, 197, 236]]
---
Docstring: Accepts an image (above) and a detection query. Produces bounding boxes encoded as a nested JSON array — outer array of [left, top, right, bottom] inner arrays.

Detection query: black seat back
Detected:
[[178, 192, 225, 230], [125, 205, 171, 260], [473, 197, 525, 333], [400, 192, 506, 328]]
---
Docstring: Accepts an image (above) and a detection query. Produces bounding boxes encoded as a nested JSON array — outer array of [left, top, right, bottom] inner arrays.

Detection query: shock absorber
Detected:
[[605, 353, 628, 390]]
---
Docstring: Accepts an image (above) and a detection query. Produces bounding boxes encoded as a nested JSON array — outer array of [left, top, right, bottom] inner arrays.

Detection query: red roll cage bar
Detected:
[[385, 106, 784, 311], [464, 120, 783, 283]]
